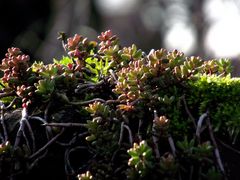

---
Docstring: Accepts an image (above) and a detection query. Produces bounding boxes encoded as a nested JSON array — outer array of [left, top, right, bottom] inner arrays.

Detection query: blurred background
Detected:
[[1, 0, 240, 74]]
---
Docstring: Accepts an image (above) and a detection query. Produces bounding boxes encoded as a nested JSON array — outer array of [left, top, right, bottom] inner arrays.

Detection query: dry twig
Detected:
[[152, 110, 160, 159], [168, 135, 176, 157], [13, 108, 28, 150], [123, 124, 133, 145], [181, 95, 196, 128], [30, 116, 52, 140], [43, 122, 86, 128], [196, 112, 208, 140], [206, 116, 226, 178], [0, 103, 8, 142], [29, 128, 65, 160]]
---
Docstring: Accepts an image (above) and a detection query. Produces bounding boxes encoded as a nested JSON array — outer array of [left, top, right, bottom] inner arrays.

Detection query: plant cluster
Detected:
[[0, 30, 239, 180]]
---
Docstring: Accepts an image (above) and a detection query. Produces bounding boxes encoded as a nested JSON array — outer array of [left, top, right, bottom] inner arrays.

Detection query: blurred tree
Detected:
[[35, 0, 99, 63], [0, 0, 51, 60], [2, 0, 240, 73]]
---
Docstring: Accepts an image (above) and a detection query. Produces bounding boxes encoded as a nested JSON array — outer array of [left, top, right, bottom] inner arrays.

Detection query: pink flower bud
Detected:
[[22, 103, 27, 108], [67, 63, 73, 70]]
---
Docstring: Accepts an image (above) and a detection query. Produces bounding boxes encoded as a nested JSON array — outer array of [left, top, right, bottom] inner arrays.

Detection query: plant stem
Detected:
[[43, 122, 86, 128], [152, 110, 160, 159], [168, 135, 176, 157], [28, 128, 64, 160], [123, 124, 133, 145], [118, 122, 124, 145], [196, 112, 208, 141], [13, 108, 28, 150], [206, 117, 226, 178], [0, 103, 8, 142], [0, 91, 15, 98], [24, 119, 36, 152], [181, 95, 196, 128]]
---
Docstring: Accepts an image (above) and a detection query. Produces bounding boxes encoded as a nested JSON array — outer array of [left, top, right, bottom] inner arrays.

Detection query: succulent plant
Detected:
[[0, 30, 238, 180], [78, 171, 93, 180], [127, 140, 154, 177]]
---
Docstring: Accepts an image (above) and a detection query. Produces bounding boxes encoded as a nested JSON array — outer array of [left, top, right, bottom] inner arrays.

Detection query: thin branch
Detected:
[[44, 101, 52, 122], [69, 98, 106, 106], [181, 95, 196, 128], [30, 116, 47, 124], [122, 114, 129, 124], [113, 165, 125, 175], [106, 99, 120, 105], [65, 149, 75, 175], [206, 117, 226, 177], [57, 92, 106, 106], [111, 148, 120, 162], [56, 132, 88, 147], [28, 128, 65, 160], [0, 103, 8, 142], [152, 128, 160, 158], [168, 135, 176, 157], [64, 146, 88, 175], [118, 122, 124, 145], [24, 119, 36, 152], [13, 108, 28, 150], [29, 150, 48, 170], [198, 166, 202, 180], [43, 122, 86, 128], [113, 117, 120, 122], [189, 165, 194, 180], [0, 133, 4, 142], [6, 97, 18, 110], [109, 69, 117, 82], [196, 112, 208, 140], [232, 128, 240, 145], [123, 124, 133, 145], [75, 80, 104, 93], [0, 91, 16, 98], [217, 138, 240, 155], [152, 110, 160, 159], [22, 130, 31, 152], [137, 119, 143, 141], [57, 31, 68, 55], [130, 98, 143, 106], [30, 116, 52, 140]]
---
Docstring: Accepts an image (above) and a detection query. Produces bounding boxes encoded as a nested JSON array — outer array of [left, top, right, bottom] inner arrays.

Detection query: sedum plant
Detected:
[[127, 140, 154, 178], [0, 30, 239, 180]]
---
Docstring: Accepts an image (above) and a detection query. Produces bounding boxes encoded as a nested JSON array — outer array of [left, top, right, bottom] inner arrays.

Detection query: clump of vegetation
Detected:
[[0, 30, 239, 180]]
